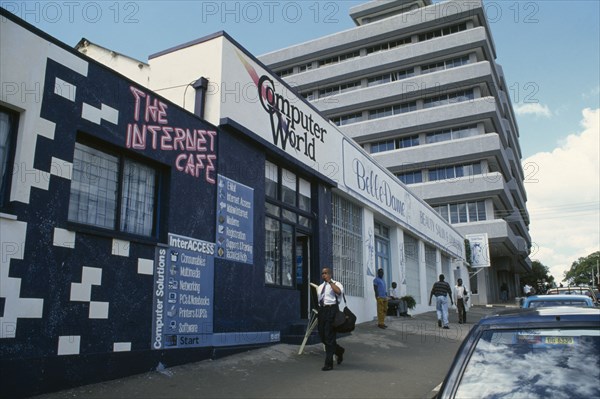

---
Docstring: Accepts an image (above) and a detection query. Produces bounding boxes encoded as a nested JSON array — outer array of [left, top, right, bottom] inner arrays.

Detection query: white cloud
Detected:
[[515, 103, 552, 118], [582, 85, 600, 100], [524, 108, 600, 281]]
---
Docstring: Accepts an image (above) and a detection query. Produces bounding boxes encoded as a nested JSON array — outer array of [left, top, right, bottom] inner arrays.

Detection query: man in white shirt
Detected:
[[454, 278, 469, 324], [317, 267, 345, 371]]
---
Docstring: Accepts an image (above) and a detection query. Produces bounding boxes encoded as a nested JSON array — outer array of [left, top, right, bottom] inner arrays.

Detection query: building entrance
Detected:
[[296, 232, 311, 319]]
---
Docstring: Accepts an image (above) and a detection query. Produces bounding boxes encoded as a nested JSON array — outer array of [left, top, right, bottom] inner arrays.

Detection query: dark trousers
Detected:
[[318, 305, 344, 367], [457, 298, 467, 323]]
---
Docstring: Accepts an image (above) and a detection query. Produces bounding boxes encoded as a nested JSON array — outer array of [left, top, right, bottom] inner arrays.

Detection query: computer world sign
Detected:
[[220, 39, 344, 180]]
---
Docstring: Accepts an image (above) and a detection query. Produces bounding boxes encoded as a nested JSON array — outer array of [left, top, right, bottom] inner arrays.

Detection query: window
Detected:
[[367, 101, 417, 122], [426, 125, 478, 144], [396, 171, 422, 185], [366, 67, 415, 88], [264, 161, 313, 287], [435, 200, 486, 224], [428, 162, 482, 182], [68, 141, 158, 237], [331, 112, 364, 126], [421, 55, 471, 75], [332, 194, 363, 297], [423, 89, 474, 109], [418, 22, 467, 42], [366, 37, 411, 54], [370, 140, 395, 154], [369, 106, 393, 120], [298, 62, 313, 73], [319, 50, 359, 67], [397, 135, 419, 149], [276, 68, 293, 78], [0, 108, 18, 207], [318, 80, 361, 99]]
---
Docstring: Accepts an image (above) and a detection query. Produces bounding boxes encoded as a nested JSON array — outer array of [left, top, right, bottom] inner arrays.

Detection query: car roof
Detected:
[[525, 294, 592, 301], [478, 307, 600, 326], [548, 286, 591, 292]]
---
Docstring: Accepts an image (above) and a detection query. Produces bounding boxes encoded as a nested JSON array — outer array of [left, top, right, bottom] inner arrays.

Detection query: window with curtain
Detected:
[[68, 141, 158, 237], [0, 108, 18, 207]]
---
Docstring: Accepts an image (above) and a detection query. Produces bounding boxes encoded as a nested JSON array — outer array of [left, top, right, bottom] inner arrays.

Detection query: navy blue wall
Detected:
[[2, 56, 222, 396], [215, 126, 301, 333]]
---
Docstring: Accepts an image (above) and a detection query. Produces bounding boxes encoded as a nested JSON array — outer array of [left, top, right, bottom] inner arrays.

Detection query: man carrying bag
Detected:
[[317, 267, 346, 371]]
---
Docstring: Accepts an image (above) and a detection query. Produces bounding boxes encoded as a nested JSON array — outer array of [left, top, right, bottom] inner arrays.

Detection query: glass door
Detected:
[[296, 232, 311, 319]]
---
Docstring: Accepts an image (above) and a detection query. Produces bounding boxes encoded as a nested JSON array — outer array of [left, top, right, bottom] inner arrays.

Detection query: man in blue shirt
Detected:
[[373, 268, 388, 329]]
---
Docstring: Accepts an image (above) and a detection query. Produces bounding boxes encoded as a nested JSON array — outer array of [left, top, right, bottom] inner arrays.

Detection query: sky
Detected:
[[3, 0, 599, 282]]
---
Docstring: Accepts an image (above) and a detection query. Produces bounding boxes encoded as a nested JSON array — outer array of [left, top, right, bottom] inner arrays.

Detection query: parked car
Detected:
[[522, 294, 594, 308], [546, 286, 598, 305], [436, 307, 600, 398]]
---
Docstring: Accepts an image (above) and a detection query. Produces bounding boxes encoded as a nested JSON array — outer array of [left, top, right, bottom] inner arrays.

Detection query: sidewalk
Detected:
[[33, 306, 508, 399]]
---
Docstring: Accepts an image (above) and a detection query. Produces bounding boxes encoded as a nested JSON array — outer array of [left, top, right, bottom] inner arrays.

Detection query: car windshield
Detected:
[[455, 328, 600, 398]]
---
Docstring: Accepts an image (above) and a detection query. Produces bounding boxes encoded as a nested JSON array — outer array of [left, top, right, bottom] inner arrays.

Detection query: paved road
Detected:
[[34, 306, 505, 399]]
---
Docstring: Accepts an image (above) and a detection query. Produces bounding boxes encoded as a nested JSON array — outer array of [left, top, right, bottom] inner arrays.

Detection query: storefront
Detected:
[[1, 10, 466, 397]]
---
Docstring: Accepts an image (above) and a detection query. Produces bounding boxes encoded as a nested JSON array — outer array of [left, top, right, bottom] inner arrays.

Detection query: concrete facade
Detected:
[[259, 0, 532, 305]]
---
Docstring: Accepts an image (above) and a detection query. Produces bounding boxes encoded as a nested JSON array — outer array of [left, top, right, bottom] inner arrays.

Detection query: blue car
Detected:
[[436, 307, 600, 398], [522, 294, 595, 308]]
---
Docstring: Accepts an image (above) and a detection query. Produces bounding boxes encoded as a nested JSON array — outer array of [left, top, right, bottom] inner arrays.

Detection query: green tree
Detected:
[[521, 260, 555, 292], [564, 251, 600, 286]]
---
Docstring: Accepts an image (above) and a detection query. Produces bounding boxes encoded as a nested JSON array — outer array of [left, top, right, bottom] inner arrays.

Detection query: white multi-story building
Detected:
[[259, 0, 532, 305]]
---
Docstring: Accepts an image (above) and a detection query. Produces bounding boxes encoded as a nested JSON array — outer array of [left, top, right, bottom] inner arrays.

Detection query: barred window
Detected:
[[425, 244, 437, 291], [332, 194, 363, 297], [404, 234, 421, 304]]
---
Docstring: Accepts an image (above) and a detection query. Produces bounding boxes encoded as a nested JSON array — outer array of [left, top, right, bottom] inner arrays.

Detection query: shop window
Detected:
[[264, 160, 313, 287], [0, 108, 18, 208], [68, 140, 159, 237]]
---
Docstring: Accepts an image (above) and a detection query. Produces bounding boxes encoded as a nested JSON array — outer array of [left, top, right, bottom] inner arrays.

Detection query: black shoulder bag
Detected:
[[333, 293, 357, 333]]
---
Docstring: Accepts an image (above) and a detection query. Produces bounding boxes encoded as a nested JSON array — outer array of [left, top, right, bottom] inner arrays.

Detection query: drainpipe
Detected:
[[193, 77, 209, 119]]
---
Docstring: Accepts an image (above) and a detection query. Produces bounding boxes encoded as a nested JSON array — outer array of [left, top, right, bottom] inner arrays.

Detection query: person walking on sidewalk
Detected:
[[317, 267, 345, 371], [454, 278, 468, 324], [429, 274, 454, 329], [373, 268, 388, 329]]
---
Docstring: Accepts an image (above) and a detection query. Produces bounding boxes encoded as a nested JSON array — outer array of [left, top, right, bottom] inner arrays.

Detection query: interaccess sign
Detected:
[[151, 234, 215, 349]]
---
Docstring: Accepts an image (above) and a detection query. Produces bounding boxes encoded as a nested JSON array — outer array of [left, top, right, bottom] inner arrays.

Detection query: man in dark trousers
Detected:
[[317, 267, 345, 371], [454, 278, 468, 324], [428, 274, 454, 329]]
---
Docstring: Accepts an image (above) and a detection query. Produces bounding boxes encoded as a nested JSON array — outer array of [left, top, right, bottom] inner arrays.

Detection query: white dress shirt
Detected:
[[318, 280, 344, 305]]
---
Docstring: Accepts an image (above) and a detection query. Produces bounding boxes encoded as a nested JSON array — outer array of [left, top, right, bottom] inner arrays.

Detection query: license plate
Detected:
[[545, 336, 574, 345]]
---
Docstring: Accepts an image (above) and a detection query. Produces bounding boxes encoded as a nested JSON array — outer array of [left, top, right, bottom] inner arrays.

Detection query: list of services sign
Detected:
[[151, 234, 215, 349], [216, 175, 254, 264]]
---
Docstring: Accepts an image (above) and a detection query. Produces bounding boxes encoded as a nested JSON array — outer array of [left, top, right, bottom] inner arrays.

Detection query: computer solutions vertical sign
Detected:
[[151, 234, 215, 349]]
